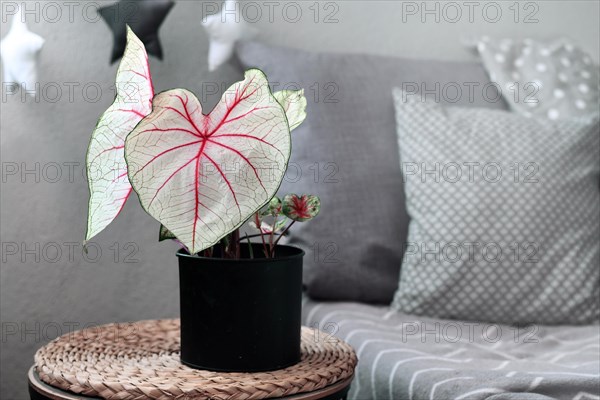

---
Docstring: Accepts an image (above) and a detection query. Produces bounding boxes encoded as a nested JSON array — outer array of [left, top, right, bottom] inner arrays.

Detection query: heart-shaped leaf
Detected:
[[273, 89, 307, 131], [125, 69, 291, 254], [157, 90, 305, 248], [85, 27, 154, 242], [282, 194, 321, 222]]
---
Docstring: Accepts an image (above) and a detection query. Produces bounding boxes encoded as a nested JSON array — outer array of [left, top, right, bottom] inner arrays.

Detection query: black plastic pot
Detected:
[[177, 243, 304, 372]]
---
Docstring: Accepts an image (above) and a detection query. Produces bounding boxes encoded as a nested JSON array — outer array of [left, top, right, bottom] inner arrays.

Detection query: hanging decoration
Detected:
[[0, 7, 45, 95], [99, 0, 174, 64], [202, 0, 257, 71]]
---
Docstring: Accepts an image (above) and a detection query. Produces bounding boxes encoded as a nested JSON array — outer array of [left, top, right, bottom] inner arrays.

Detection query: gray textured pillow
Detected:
[[391, 88, 599, 324], [476, 37, 599, 120], [236, 41, 507, 303]]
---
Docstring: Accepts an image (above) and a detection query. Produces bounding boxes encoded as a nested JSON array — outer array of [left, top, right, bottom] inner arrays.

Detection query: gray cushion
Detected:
[[391, 89, 599, 324], [476, 37, 599, 120], [236, 41, 507, 303]]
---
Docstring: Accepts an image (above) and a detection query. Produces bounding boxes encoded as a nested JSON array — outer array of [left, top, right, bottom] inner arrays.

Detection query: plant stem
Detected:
[[269, 216, 277, 257], [231, 229, 240, 259], [254, 213, 269, 258], [220, 235, 230, 258], [246, 235, 254, 259], [272, 220, 296, 253], [202, 246, 213, 258], [237, 233, 273, 242]]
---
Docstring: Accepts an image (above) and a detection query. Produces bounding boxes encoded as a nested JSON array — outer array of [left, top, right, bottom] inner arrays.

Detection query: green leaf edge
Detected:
[[273, 89, 307, 132], [159, 224, 176, 242]]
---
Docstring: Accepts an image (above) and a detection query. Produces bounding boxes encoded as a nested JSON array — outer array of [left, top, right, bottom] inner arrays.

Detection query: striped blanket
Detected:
[[302, 298, 600, 400]]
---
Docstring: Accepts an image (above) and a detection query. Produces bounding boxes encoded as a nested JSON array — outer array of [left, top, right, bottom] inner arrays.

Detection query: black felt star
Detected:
[[99, 0, 174, 64]]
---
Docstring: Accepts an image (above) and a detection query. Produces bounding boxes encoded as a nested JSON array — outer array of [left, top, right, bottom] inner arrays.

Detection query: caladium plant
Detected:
[[85, 27, 319, 258]]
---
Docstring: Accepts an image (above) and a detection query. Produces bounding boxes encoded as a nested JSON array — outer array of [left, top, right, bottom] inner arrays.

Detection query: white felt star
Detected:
[[201, 0, 257, 71], [0, 8, 45, 95]]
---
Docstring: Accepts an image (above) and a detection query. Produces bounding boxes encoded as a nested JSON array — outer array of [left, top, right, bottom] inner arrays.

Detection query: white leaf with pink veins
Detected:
[[125, 69, 291, 254], [85, 27, 154, 242]]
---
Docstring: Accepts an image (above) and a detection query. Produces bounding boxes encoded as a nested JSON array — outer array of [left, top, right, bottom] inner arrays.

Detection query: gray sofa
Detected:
[[302, 298, 600, 399], [236, 41, 600, 399]]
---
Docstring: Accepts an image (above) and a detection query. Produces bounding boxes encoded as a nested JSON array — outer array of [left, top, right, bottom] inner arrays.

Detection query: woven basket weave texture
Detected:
[[34, 319, 357, 400]]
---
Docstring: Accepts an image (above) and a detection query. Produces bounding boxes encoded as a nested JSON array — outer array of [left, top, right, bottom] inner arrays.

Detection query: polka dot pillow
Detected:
[[476, 37, 598, 120], [391, 89, 599, 325]]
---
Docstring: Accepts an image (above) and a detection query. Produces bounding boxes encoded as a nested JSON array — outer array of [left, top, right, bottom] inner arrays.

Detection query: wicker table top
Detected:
[[33, 319, 357, 400]]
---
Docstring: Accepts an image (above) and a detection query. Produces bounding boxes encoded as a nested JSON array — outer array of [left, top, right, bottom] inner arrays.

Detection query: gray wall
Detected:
[[1, 1, 598, 398]]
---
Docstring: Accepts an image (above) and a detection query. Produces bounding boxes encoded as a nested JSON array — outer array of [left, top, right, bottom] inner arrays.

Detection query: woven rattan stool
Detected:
[[29, 319, 357, 400]]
